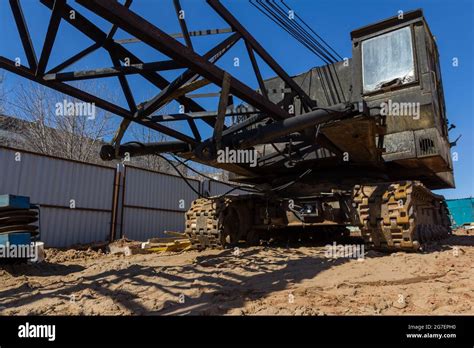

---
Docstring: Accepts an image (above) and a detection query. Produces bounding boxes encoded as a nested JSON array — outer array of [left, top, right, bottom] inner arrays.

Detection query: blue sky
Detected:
[[0, 0, 472, 199]]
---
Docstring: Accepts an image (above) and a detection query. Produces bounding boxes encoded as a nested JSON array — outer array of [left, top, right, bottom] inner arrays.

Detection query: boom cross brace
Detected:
[[0, 0, 364, 176]]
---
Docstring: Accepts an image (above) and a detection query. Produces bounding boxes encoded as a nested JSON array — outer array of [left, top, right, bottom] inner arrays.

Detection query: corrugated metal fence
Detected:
[[0, 146, 245, 247], [446, 198, 474, 227], [0, 147, 115, 247], [121, 166, 200, 241]]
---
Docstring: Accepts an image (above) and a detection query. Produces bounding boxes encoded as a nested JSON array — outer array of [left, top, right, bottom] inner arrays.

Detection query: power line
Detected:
[[250, 0, 342, 64]]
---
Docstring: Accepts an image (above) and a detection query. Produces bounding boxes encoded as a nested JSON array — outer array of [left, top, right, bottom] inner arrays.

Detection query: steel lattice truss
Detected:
[[1, 0, 355, 176]]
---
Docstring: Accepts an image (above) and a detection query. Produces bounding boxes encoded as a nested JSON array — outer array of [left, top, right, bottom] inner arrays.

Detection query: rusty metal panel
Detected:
[[122, 207, 184, 241], [124, 166, 199, 210]]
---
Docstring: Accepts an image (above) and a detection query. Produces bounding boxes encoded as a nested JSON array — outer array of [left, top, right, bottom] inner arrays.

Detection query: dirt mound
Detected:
[[45, 248, 105, 263]]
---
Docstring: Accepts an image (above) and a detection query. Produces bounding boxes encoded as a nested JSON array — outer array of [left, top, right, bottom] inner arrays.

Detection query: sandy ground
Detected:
[[0, 229, 472, 316]]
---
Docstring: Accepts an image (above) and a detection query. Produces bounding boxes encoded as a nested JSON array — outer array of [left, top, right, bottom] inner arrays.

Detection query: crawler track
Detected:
[[185, 197, 228, 249], [185, 181, 451, 251], [353, 181, 451, 251]]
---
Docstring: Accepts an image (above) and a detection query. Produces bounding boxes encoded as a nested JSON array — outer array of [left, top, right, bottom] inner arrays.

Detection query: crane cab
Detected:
[[350, 9, 454, 189]]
